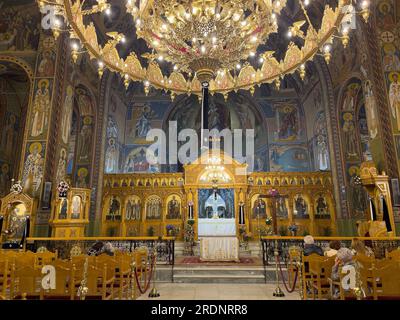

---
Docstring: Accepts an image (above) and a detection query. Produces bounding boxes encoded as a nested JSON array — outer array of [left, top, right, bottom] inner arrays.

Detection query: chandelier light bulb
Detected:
[[201, 46, 206, 54], [236, 63, 241, 70], [215, 13, 221, 19], [157, 55, 164, 61], [173, 65, 178, 71], [304, 0, 310, 6], [251, 36, 257, 43], [288, 30, 293, 38], [249, 51, 255, 57], [121, 36, 126, 43], [361, 0, 369, 9], [259, 57, 264, 64], [105, 7, 111, 15]]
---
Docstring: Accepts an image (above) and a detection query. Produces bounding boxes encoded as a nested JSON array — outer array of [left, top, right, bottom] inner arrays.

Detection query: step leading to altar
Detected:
[[172, 265, 279, 284]]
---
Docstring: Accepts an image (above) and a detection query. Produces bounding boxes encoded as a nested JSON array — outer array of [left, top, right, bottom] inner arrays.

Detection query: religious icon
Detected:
[[31, 79, 51, 137], [342, 113, 358, 158], [276, 105, 298, 141], [0, 163, 10, 197], [389, 72, 400, 131], [71, 196, 81, 219], [37, 50, 55, 77], [56, 148, 67, 184], [315, 194, 329, 217], [363, 81, 378, 139], [22, 142, 44, 195], [76, 167, 89, 188], [134, 104, 155, 139], [342, 83, 359, 112], [58, 198, 68, 219], [294, 194, 308, 218], [106, 115, 118, 139], [77, 116, 93, 161], [276, 198, 288, 218], [316, 135, 329, 170], [1, 113, 17, 158], [107, 196, 121, 221], [167, 196, 181, 219], [377, 1, 395, 30], [252, 198, 267, 219], [124, 147, 149, 172], [61, 85, 73, 144], [76, 88, 94, 116], [105, 138, 118, 173], [126, 197, 141, 221], [348, 166, 367, 214], [146, 196, 161, 220], [382, 44, 400, 72]]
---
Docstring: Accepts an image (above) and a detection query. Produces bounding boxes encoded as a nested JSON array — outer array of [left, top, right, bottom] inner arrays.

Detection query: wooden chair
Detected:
[[354, 253, 378, 300], [0, 258, 10, 299], [9, 262, 43, 300], [308, 255, 335, 299], [301, 254, 324, 300], [41, 260, 76, 300], [374, 259, 400, 299], [386, 249, 400, 261]]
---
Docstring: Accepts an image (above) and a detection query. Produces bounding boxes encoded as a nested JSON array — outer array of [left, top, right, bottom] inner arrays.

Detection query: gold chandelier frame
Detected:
[[40, 0, 369, 97]]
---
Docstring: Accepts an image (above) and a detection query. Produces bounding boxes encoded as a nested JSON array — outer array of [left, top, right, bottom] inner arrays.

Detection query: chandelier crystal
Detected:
[[39, 0, 370, 97]]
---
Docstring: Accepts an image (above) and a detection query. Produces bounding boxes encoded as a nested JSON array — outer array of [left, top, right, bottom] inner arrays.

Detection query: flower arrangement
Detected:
[[57, 180, 70, 198], [265, 216, 273, 226], [243, 232, 252, 242], [187, 219, 195, 226], [267, 188, 279, 197], [166, 224, 179, 236], [239, 225, 247, 235]]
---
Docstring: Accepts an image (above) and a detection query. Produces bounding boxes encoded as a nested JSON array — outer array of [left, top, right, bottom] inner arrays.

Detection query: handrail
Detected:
[[26, 236, 176, 241], [261, 236, 400, 241]]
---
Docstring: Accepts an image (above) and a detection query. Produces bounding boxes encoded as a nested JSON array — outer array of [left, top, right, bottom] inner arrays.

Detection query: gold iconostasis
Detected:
[[100, 153, 337, 240]]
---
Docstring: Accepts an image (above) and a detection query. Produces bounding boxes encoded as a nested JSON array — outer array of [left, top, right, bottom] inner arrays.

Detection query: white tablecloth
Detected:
[[198, 218, 236, 236], [200, 237, 239, 262]]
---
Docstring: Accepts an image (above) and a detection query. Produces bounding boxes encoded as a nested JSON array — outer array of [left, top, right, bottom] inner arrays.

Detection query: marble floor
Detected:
[[137, 283, 301, 300]]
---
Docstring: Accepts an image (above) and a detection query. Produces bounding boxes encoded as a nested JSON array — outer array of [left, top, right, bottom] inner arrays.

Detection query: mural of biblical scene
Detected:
[[274, 104, 299, 141], [347, 165, 368, 217], [105, 115, 120, 173], [0, 1, 40, 52], [312, 111, 330, 171], [37, 50, 56, 78], [126, 103, 160, 144], [125, 196, 141, 221], [276, 198, 288, 219], [60, 85, 74, 145], [363, 81, 378, 140], [75, 167, 89, 188], [106, 196, 121, 221], [341, 112, 359, 160], [251, 196, 267, 219], [293, 194, 309, 219], [30, 79, 52, 138], [198, 189, 234, 219], [269, 145, 310, 172], [383, 43, 400, 72], [0, 162, 10, 197], [315, 194, 330, 219], [0, 61, 30, 196], [389, 72, 400, 132], [358, 105, 372, 161], [58, 198, 68, 219], [66, 112, 78, 175], [253, 147, 268, 172], [76, 116, 93, 163], [166, 195, 181, 220], [22, 141, 45, 196], [208, 99, 231, 130], [376, 1, 396, 33], [124, 146, 159, 173], [145, 196, 162, 220], [55, 148, 67, 184], [71, 195, 82, 219]]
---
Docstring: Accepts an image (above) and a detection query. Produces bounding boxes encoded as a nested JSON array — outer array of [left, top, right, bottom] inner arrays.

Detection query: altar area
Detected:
[[199, 237, 239, 262]]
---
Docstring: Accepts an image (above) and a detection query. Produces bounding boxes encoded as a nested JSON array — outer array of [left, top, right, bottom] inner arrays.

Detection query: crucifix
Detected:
[[259, 189, 289, 235]]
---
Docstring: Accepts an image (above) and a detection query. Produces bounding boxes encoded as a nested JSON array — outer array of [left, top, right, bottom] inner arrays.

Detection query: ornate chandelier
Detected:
[[39, 0, 370, 98]]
